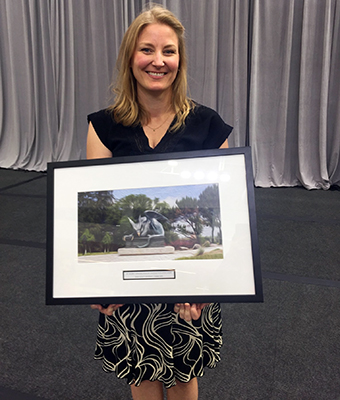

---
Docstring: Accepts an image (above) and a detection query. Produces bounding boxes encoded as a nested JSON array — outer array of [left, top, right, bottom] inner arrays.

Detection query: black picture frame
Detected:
[[46, 147, 263, 305]]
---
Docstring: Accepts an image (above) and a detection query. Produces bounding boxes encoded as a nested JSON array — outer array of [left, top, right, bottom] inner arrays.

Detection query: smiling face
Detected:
[[131, 23, 180, 97]]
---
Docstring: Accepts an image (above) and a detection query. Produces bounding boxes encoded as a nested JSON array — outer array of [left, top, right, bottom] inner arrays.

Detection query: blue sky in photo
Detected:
[[112, 183, 217, 206]]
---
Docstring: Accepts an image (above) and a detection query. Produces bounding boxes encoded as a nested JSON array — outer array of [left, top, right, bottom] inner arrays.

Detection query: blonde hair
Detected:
[[109, 4, 194, 132]]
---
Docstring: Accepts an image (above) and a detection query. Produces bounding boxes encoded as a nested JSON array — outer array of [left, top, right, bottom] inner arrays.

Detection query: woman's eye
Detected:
[[141, 48, 152, 53], [164, 49, 176, 55]]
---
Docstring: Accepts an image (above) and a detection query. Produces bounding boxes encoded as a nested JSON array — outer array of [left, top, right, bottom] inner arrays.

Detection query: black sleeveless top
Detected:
[[87, 104, 232, 156]]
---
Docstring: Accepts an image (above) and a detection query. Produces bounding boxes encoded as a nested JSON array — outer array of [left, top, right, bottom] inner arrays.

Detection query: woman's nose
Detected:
[[152, 52, 165, 67]]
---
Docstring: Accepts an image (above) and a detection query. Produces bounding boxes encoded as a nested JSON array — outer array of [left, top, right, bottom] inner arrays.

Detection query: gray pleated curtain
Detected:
[[0, 0, 339, 189]]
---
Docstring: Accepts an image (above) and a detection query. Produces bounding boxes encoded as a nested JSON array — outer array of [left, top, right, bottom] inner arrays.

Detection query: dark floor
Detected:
[[0, 168, 339, 400]]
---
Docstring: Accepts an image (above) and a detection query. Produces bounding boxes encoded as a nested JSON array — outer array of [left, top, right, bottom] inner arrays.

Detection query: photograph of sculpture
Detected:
[[78, 183, 223, 262]]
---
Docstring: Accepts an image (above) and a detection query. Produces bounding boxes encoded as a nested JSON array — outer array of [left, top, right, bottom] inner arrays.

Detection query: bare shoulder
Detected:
[[219, 138, 229, 149], [86, 122, 112, 159]]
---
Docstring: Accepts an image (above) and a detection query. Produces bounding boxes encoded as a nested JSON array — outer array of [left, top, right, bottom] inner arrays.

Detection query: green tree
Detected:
[[78, 191, 115, 224], [79, 228, 95, 254], [117, 194, 153, 220], [152, 197, 172, 215], [174, 196, 203, 239], [198, 184, 221, 243], [102, 232, 112, 252]]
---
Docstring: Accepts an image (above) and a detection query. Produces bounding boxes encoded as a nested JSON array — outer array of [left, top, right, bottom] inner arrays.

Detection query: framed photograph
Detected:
[[46, 147, 263, 305]]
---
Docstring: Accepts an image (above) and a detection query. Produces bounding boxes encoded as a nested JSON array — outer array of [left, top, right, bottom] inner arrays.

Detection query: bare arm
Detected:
[[219, 138, 229, 149], [86, 121, 112, 159]]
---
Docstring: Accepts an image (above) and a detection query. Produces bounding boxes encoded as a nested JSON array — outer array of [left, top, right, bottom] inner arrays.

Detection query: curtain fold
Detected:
[[249, 0, 340, 188], [0, 0, 54, 170], [297, 0, 336, 189], [0, 0, 339, 188]]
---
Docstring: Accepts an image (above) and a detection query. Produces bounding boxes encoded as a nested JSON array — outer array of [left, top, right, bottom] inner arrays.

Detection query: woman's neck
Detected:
[[137, 88, 173, 118]]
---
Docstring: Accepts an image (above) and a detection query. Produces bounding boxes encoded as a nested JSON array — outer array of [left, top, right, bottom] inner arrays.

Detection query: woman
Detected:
[[87, 5, 232, 400]]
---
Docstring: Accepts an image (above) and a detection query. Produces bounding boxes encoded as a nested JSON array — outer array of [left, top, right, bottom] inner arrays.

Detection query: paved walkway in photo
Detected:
[[78, 246, 222, 263]]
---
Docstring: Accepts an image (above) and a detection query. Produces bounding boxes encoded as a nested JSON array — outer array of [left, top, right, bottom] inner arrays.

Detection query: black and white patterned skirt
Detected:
[[94, 303, 223, 389]]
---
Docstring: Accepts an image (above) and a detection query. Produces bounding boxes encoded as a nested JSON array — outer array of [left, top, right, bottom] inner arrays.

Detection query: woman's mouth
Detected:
[[147, 72, 166, 77]]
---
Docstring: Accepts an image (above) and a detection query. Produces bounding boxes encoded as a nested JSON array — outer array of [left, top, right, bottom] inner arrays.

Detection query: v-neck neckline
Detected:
[[142, 128, 168, 150], [140, 117, 176, 151]]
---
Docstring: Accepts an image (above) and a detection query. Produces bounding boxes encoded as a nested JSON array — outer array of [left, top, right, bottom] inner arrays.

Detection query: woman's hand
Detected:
[[174, 303, 210, 321], [90, 304, 124, 316]]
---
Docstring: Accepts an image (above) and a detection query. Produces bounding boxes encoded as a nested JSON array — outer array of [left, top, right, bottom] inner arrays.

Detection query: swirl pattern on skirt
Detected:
[[94, 303, 222, 388]]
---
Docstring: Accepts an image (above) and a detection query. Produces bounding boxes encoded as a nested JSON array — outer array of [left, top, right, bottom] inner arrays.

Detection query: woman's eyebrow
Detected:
[[138, 42, 177, 48], [138, 42, 154, 47]]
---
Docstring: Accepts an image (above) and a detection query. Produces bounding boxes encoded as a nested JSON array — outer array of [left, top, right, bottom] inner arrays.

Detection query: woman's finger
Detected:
[[90, 304, 124, 316], [174, 303, 181, 313], [179, 303, 192, 321]]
